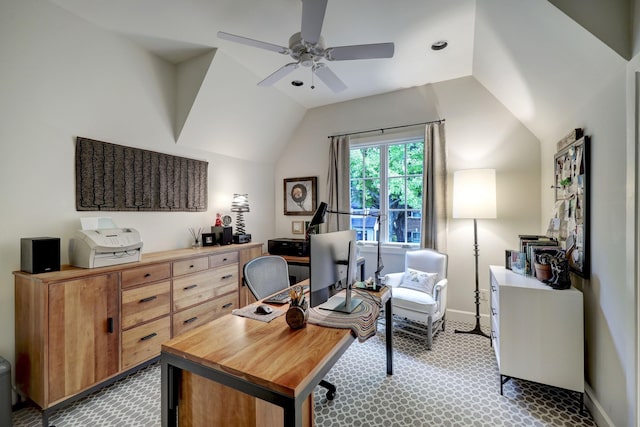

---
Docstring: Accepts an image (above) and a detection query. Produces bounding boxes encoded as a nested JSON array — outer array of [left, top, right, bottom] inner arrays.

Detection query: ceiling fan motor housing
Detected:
[[289, 32, 325, 67]]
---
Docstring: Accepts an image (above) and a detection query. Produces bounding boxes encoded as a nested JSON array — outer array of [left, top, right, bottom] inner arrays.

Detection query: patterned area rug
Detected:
[[12, 320, 595, 427]]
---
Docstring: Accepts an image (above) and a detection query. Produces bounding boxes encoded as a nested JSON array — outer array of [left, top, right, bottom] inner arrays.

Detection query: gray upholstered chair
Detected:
[[384, 249, 448, 350], [242, 255, 337, 400]]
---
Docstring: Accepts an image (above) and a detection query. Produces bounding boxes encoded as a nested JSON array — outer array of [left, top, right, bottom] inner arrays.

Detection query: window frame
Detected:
[[349, 132, 425, 246]]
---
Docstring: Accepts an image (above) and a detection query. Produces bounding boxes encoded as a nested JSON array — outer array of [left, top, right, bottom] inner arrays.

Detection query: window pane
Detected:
[[388, 210, 406, 243], [350, 179, 363, 209], [365, 178, 380, 209], [406, 176, 422, 209], [388, 144, 405, 177], [388, 177, 405, 209], [364, 147, 380, 178], [350, 149, 364, 179], [406, 142, 424, 175], [407, 211, 422, 243]]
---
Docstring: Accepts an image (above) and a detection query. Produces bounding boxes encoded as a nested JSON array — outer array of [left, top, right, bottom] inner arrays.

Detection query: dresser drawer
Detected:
[[172, 293, 237, 336], [173, 256, 210, 277], [210, 252, 238, 268], [122, 316, 171, 369], [121, 263, 171, 289], [122, 281, 171, 330], [172, 264, 238, 311]]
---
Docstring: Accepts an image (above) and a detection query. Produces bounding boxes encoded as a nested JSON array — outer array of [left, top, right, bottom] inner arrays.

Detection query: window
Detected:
[[350, 137, 424, 244]]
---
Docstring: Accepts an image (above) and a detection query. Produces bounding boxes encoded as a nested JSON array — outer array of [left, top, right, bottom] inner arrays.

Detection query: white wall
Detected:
[[539, 62, 630, 427], [0, 0, 275, 382], [275, 76, 541, 322]]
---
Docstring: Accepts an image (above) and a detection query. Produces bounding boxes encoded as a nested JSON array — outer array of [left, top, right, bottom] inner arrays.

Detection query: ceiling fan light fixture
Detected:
[[431, 40, 448, 51], [291, 80, 304, 87]]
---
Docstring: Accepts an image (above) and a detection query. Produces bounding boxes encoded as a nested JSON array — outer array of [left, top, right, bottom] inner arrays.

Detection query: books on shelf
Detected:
[[506, 235, 559, 276]]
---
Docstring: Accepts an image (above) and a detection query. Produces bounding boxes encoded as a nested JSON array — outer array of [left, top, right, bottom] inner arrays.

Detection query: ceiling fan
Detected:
[[217, 0, 394, 93]]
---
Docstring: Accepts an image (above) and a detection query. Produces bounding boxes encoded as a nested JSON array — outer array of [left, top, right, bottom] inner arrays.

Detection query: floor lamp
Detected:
[[452, 169, 497, 338]]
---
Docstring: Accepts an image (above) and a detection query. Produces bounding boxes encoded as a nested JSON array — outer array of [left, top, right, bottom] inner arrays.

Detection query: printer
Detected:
[[69, 217, 143, 268]]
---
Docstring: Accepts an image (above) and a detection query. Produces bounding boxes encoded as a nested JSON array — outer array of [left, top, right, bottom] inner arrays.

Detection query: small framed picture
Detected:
[[202, 233, 215, 246], [284, 176, 317, 215], [292, 221, 304, 234]]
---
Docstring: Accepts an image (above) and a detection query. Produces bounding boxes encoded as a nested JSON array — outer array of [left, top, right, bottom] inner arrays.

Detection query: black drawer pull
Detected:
[[183, 284, 198, 290], [222, 303, 233, 309], [189, 264, 195, 268], [221, 274, 233, 280], [139, 295, 157, 303], [184, 317, 198, 324], [223, 257, 228, 262], [144, 273, 151, 278], [140, 332, 158, 342], [107, 317, 114, 333]]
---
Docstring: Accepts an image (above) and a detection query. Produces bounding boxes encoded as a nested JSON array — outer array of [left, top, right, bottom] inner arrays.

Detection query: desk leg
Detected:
[[161, 359, 179, 427], [385, 298, 393, 375]]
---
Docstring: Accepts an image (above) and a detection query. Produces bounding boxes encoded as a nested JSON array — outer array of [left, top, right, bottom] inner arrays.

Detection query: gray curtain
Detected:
[[326, 135, 351, 232], [421, 122, 448, 251]]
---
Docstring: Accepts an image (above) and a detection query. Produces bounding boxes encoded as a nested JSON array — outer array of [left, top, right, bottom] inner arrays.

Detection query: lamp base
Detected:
[[233, 233, 252, 244]]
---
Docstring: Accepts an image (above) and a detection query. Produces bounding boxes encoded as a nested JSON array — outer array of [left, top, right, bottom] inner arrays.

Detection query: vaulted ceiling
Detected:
[[49, 0, 628, 162]]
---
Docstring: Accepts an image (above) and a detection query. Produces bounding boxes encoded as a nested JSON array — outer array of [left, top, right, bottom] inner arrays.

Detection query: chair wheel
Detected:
[[326, 391, 336, 400]]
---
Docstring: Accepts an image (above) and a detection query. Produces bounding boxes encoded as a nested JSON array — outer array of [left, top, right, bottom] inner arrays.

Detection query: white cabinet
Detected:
[[489, 266, 584, 406]]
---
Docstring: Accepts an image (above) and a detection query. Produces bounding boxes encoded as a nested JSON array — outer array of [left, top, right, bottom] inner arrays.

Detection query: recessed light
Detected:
[[431, 40, 448, 51], [291, 80, 304, 87]]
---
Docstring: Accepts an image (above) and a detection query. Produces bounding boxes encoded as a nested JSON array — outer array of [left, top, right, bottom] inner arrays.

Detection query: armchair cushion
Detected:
[[392, 286, 438, 315], [399, 268, 438, 294]]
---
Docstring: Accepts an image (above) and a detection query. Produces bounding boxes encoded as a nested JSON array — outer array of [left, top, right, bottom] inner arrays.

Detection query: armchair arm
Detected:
[[383, 272, 404, 288], [433, 278, 448, 314]]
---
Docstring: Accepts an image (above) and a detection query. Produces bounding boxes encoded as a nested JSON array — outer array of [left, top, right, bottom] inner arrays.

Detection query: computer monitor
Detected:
[[309, 230, 362, 313]]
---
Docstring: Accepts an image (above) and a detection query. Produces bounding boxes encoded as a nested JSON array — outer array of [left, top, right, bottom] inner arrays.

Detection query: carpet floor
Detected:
[[12, 320, 596, 426]]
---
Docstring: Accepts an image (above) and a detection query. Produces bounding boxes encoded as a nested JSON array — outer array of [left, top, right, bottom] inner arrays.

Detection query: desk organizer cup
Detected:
[[286, 286, 308, 329]]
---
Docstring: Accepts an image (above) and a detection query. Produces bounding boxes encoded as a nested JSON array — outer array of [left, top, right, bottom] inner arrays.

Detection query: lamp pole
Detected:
[[454, 218, 489, 338]]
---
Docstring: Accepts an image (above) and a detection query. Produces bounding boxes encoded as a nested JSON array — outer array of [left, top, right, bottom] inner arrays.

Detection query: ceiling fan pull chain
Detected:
[[311, 67, 315, 90]]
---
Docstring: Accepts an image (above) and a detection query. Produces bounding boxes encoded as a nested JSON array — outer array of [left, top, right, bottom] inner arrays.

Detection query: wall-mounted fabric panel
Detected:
[[76, 137, 208, 212]]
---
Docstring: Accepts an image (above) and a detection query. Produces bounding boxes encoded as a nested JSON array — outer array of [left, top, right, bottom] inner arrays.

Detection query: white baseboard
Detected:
[[446, 309, 491, 328], [585, 382, 614, 427], [447, 309, 613, 426]]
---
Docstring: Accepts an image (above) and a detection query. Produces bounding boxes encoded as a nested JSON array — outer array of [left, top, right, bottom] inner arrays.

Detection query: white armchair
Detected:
[[384, 249, 448, 350]]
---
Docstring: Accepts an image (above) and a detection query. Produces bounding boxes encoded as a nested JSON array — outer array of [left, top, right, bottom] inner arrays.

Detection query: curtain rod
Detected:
[[327, 118, 445, 139]]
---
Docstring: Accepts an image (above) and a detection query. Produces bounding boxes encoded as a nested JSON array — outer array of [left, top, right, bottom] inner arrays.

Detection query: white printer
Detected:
[[69, 218, 143, 268]]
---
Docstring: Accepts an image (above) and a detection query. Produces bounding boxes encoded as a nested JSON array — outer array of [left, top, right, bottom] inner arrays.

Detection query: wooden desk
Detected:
[[278, 255, 366, 281], [161, 283, 392, 427]]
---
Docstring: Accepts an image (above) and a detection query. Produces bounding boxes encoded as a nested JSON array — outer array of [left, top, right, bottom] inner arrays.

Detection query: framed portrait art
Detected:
[[284, 176, 317, 215]]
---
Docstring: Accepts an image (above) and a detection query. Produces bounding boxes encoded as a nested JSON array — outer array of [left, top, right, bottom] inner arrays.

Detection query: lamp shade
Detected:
[[452, 169, 497, 219], [231, 194, 250, 212]]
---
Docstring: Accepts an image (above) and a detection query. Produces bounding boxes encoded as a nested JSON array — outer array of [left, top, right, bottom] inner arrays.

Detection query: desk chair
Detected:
[[384, 249, 448, 350], [243, 255, 337, 400]]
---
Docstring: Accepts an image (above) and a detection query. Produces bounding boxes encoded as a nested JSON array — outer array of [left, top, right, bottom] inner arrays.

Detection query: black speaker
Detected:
[[21, 237, 61, 274], [211, 226, 233, 245]]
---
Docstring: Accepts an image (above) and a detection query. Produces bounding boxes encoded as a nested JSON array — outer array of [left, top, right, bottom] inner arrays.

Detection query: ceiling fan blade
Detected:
[[217, 31, 289, 55], [301, 0, 328, 45], [313, 63, 347, 93], [326, 42, 395, 61], [258, 63, 300, 87]]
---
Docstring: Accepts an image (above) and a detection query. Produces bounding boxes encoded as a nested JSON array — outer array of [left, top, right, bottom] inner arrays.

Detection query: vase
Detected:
[[286, 305, 309, 329]]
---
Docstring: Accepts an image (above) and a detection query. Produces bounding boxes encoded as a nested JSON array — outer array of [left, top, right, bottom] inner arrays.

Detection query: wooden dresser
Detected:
[[14, 243, 262, 416]]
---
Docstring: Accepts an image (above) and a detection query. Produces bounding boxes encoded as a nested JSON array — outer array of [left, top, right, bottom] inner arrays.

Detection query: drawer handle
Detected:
[[221, 274, 233, 280], [139, 296, 157, 303], [223, 257, 228, 262], [107, 317, 114, 334], [144, 273, 151, 278], [222, 303, 233, 309], [189, 264, 195, 268], [184, 317, 198, 324], [183, 284, 198, 290], [140, 332, 158, 342]]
